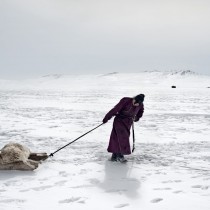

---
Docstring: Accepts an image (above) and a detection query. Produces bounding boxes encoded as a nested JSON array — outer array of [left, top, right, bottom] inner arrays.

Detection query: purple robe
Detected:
[[103, 97, 144, 155]]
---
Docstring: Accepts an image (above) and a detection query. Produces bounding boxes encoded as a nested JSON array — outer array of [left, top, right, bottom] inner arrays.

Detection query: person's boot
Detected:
[[117, 153, 127, 163], [110, 153, 117, 161]]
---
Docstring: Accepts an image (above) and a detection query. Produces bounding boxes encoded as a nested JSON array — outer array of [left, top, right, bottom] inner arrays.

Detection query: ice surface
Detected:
[[0, 71, 210, 210]]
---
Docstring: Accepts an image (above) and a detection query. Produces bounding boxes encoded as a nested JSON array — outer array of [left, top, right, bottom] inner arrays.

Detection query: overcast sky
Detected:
[[0, 0, 210, 79]]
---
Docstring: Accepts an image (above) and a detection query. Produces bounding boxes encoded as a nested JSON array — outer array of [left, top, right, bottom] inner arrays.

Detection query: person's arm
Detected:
[[103, 98, 128, 123], [134, 104, 144, 122]]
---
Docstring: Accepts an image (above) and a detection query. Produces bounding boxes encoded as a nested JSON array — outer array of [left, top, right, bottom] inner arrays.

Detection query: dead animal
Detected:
[[0, 143, 48, 171]]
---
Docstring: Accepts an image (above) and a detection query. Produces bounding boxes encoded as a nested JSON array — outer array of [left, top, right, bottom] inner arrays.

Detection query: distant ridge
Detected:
[[42, 74, 63, 79], [1, 70, 210, 90], [143, 70, 198, 76], [40, 70, 200, 79], [170, 70, 198, 76]]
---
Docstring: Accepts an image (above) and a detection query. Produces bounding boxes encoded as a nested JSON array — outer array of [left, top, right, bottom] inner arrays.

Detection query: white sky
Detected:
[[0, 0, 210, 79]]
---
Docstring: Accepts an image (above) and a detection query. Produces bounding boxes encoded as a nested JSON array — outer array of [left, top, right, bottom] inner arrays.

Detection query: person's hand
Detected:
[[103, 118, 108, 124]]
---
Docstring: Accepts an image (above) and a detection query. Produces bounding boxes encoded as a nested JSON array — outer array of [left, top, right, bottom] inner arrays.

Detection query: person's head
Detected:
[[133, 94, 145, 106]]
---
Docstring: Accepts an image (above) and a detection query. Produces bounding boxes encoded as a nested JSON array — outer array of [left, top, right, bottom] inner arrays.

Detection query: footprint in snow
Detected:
[[38, 178, 49, 181], [162, 180, 182, 184], [201, 186, 209, 190], [191, 185, 202, 188], [192, 185, 209, 190], [173, 190, 183, 194], [106, 189, 127, 193], [153, 187, 171, 190], [174, 180, 182, 183], [59, 197, 81, 203], [55, 180, 68, 186], [0, 199, 26, 203], [77, 200, 86, 204], [32, 185, 53, 191], [151, 198, 163, 203], [89, 178, 100, 185], [79, 169, 89, 174], [114, 203, 130, 208], [59, 171, 69, 177], [4, 180, 18, 186], [19, 189, 30, 192]]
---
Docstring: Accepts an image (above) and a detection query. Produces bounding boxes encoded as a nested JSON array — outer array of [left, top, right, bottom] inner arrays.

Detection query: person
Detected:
[[102, 94, 145, 163]]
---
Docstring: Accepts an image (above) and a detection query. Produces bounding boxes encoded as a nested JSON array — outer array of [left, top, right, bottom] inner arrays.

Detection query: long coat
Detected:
[[103, 97, 144, 155]]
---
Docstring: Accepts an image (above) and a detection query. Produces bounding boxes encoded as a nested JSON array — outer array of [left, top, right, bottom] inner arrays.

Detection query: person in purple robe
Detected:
[[102, 94, 145, 163]]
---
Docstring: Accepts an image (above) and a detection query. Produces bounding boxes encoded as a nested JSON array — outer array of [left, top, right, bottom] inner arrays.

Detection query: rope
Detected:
[[48, 123, 104, 157]]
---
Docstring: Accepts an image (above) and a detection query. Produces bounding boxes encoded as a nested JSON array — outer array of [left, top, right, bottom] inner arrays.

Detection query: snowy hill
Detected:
[[0, 70, 210, 91]]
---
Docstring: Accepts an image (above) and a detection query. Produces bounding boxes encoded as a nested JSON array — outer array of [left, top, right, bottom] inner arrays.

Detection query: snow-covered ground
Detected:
[[0, 71, 210, 210]]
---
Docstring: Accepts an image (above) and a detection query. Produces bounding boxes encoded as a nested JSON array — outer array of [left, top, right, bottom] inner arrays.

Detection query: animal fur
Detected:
[[0, 143, 39, 171]]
